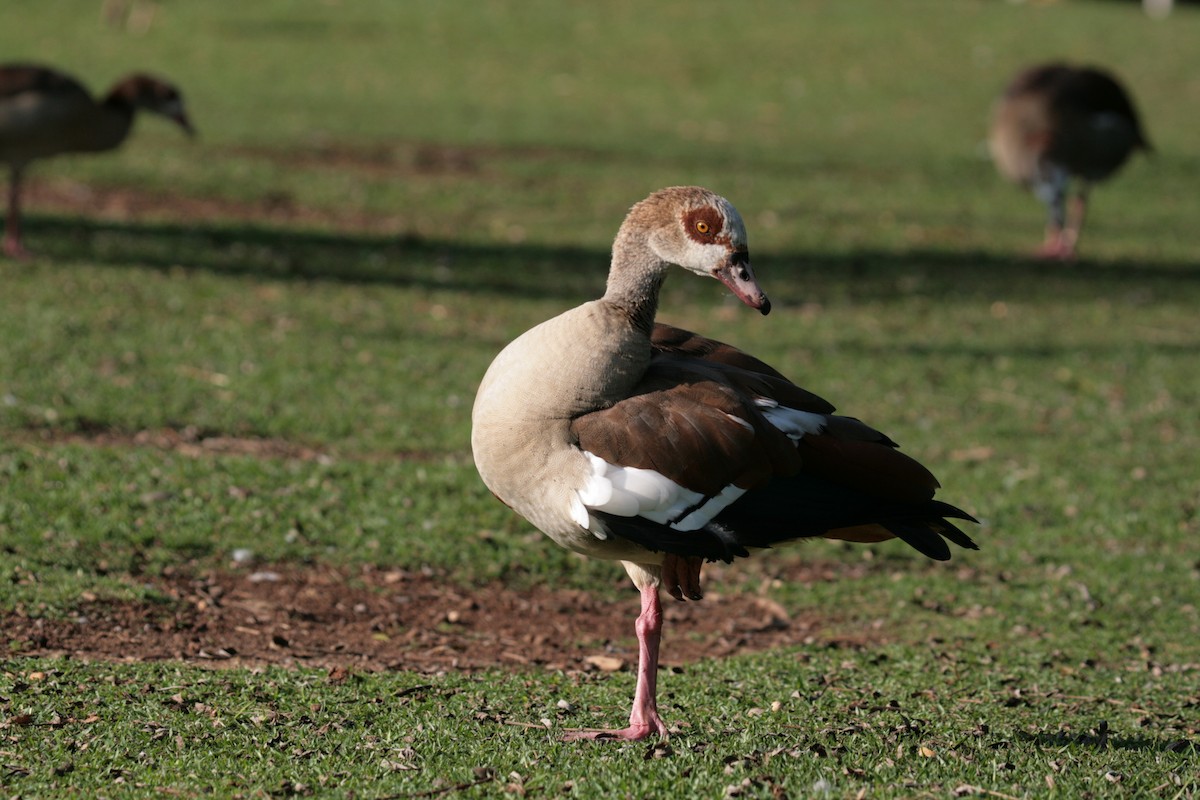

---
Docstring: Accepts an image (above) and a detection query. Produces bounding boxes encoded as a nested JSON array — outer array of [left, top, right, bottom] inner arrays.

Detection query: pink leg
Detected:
[[1058, 192, 1088, 259], [4, 166, 32, 261], [1035, 223, 1067, 260], [563, 582, 668, 741], [1035, 232, 1076, 261], [1036, 193, 1086, 261]]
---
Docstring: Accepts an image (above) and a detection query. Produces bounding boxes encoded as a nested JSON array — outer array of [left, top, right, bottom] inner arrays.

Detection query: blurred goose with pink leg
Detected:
[[0, 63, 195, 260], [988, 63, 1151, 260], [471, 186, 978, 741]]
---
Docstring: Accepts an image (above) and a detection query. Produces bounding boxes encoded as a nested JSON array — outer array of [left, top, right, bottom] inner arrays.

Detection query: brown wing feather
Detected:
[[571, 367, 800, 497], [652, 323, 835, 414], [0, 64, 90, 101], [651, 323, 788, 379], [578, 324, 933, 504], [0, 64, 96, 156]]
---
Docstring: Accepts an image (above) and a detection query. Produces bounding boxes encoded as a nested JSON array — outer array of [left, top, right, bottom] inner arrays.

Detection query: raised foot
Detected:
[[561, 723, 666, 742], [1034, 241, 1077, 262]]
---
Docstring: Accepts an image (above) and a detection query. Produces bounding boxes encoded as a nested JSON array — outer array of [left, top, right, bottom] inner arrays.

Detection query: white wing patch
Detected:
[[571, 399, 821, 535], [756, 398, 827, 441], [574, 451, 746, 533], [673, 482, 745, 529]]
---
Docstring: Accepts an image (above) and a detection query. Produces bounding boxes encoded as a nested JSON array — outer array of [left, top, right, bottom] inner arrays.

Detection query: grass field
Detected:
[[2, 1, 1199, 797]]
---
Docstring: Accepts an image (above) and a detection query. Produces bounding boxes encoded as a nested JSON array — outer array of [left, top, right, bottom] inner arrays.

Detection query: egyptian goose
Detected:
[[0, 63, 194, 259], [471, 186, 977, 741], [988, 63, 1151, 260]]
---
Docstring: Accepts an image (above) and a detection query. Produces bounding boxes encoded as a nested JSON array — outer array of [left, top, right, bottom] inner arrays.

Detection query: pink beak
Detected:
[[715, 251, 770, 315]]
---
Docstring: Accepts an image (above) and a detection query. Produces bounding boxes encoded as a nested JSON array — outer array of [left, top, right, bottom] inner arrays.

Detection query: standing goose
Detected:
[[471, 186, 977, 741], [0, 63, 195, 259], [988, 63, 1151, 260]]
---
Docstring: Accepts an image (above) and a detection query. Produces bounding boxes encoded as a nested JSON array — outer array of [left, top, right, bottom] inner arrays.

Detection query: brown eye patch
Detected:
[[683, 207, 724, 243]]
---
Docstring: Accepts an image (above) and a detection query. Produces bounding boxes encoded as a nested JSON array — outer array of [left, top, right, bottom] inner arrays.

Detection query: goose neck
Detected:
[[602, 235, 667, 334], [80, 101, 136, 152]]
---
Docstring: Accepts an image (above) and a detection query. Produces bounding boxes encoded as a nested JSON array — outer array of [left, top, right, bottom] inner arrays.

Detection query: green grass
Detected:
[[2, 651, 1196, 798], [3, 0, 1200, 797]]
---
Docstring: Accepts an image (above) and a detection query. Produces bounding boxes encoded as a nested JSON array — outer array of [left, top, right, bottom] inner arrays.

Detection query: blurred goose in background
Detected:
[[989, 63, 1150, 260], [0, 63, 194, 259], [472, 186, 978, 741]]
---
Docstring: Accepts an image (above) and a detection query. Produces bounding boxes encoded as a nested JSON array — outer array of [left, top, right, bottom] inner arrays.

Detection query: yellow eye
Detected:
[[695, 221, 710, 234]]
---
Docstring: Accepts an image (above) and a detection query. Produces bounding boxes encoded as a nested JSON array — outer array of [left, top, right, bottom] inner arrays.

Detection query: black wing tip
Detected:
[[889, 514, 980, 561], [942, 524, 980, 552], [931, 499, 980, 526]]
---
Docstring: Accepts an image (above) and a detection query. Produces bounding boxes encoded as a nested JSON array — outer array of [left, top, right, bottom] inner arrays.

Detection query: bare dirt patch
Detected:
[[11, 424, 333, 463], [23, 179, 403, 235], [226, 140, 605, 178], [5, 425, 883, 674], [2, 562, 874, 674], [23, 139, 600, 236], [226, 141, 485, 178]]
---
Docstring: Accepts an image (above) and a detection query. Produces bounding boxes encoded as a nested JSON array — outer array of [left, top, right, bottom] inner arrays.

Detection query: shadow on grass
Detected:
[[1019, 730, 1196, 755], [818, 339, 1200, 361], [24, 215, 1200, 309]]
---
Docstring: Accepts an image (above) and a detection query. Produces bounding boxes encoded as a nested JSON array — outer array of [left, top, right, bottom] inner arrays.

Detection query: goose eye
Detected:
[[695, 221, 710, 234]]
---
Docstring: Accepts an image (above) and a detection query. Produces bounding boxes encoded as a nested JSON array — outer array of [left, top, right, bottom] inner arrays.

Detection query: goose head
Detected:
[[633, 186, 770, 315], [109, 74, 196, 137]]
